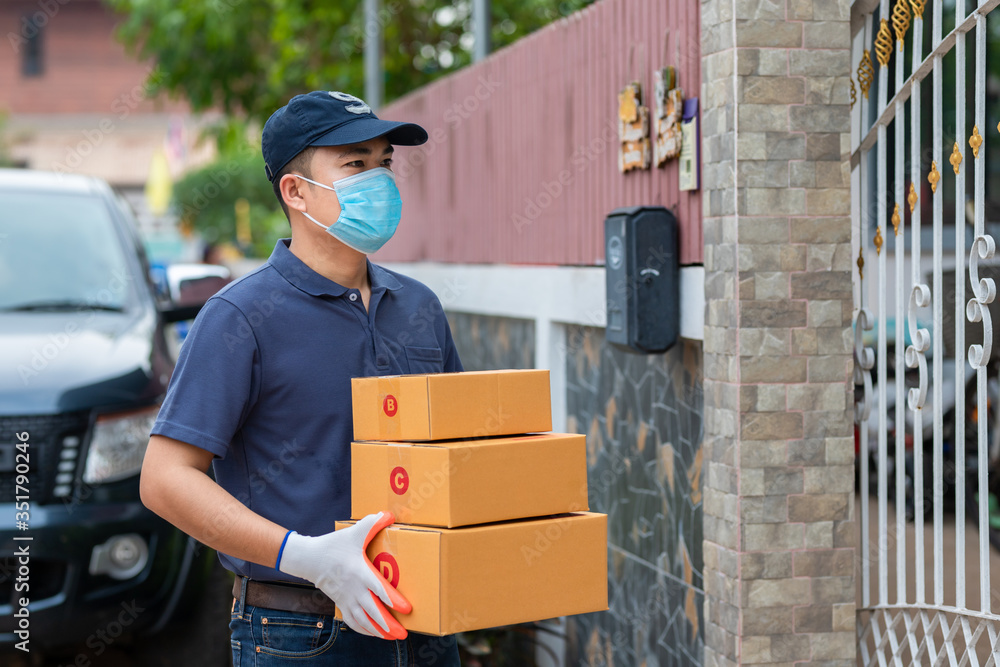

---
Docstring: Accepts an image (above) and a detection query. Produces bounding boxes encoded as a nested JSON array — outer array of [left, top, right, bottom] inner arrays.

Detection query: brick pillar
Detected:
[[699, 0, 855, 665]]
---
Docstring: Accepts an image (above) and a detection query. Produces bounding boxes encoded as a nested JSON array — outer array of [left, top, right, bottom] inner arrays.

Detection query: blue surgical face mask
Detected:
[[297, 167, 402, 254]]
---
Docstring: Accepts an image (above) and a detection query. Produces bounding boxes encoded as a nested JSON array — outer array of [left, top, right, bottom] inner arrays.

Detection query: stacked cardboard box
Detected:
[[338, 369, 609, 636]]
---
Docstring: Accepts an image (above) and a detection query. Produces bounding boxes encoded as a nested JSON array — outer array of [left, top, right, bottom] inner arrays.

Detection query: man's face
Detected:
[[311, 135, 394, 182], [301, 136, 394, 221]]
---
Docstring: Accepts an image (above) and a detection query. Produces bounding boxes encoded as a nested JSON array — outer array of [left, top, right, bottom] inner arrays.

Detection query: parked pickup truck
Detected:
[[0, 168, 231, 663]]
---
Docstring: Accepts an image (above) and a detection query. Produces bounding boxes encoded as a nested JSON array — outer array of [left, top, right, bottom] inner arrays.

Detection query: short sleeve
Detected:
[[151, 297, 260, 458]]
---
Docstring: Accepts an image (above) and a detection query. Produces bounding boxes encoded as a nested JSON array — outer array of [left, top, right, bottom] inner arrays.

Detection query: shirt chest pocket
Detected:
[[404, 346, 444, 373]]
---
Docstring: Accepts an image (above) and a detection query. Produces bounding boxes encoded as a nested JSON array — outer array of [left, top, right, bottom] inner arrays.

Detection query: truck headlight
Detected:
[[83, 407, 159, 484]]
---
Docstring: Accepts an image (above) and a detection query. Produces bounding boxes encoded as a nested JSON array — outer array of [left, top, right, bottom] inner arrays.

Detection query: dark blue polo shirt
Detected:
[[151, 238, 463, 582]]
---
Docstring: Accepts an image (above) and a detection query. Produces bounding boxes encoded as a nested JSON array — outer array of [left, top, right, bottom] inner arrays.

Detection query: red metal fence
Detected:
[[376, 0, 702, 266]]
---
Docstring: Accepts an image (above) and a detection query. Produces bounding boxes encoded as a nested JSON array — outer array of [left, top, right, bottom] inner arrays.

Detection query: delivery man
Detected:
[[140, 90, 463, 664]]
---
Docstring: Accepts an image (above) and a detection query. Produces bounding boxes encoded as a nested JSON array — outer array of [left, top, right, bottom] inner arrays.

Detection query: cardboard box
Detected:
[[335, 512, 608, 635], [351, 370, 552, 441], [351, 433, 589, 527]]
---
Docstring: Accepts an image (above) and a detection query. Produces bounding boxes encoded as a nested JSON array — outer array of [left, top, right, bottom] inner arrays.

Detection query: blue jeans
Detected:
[[230, 587, 460, 666]]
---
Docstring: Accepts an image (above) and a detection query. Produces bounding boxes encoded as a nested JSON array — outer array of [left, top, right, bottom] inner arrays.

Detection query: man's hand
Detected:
[[277, 511, 411, 640]]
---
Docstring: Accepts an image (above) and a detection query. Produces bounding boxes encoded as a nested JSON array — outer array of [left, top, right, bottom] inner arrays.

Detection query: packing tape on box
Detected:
[[387, 444, 414, 525], [375, 377, 403, 439]]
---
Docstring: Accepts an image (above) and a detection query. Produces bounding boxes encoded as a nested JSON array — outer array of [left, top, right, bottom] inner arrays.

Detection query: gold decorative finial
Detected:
[[928, 161, 940, 193], [858, 50, 875, 99], [874, 227, 884, 255], [875, 18, 894, 67], [857, 247, 865, 279], [851, 78, 857, 109], [892, 0, 911, 49], [950, 142, 963, 175], [909, 0, 926, 19], [908, 182, 918, 213], [970, 125, 983, 159], [892, 203, 901, 236]]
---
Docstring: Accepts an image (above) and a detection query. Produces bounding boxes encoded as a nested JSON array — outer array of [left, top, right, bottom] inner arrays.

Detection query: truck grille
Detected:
[[0, 412, 90, 506]]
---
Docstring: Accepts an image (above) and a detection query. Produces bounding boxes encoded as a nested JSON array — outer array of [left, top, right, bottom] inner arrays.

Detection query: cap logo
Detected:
[[329, 91, 371, 115]]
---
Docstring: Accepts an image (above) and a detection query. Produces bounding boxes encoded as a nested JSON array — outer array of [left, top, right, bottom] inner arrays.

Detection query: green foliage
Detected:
[[108, 0, 594, 254], [173, 120, 287, 258], [103, 0, 593, 122]]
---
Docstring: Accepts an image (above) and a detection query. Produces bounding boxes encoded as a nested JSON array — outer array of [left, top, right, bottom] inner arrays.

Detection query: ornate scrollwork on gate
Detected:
[[855, 1, 1000, 664], [928, 161, 940, 192], [950, 142, 964, 174], [875, 18, 894, 67], [968, 235, 997, 369], [858, 50, 874, 98], [970, 125, 983, 159], [905, 285, 930, 410], [854, 308, 875, 423], [892, 0, 911, 48]]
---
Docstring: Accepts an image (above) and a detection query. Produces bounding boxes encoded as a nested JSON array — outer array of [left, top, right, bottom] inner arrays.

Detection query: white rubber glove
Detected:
[[276, 511, 411, 639]]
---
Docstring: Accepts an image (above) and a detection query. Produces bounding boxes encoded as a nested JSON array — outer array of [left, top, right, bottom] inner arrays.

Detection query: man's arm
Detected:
[[140, 434, 411, 639], [140, 434, 285, 568]]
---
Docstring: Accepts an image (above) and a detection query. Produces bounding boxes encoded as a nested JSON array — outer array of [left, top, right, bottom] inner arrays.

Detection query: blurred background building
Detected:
[[0, 0, 215, 262]]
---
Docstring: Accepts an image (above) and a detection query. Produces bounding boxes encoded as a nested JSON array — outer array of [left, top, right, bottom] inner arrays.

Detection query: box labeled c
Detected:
[[390, 466, 409, 495]]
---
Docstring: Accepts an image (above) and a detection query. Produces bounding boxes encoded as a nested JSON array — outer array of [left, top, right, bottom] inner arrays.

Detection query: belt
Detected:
[[233, 575, 338, 616]]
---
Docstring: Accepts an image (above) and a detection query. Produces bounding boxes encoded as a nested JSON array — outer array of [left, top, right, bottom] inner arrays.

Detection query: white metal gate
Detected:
[[853, 0, 1000, 664]]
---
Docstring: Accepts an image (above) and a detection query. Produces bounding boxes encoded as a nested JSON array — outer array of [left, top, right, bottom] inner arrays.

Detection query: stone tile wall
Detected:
[[563, 328, 704, 667], [700, 0, 855, 665], [446, 312, 535, 371]]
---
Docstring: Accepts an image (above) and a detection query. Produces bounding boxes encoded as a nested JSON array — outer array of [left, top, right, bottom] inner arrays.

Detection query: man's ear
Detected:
[[280, 174, 308, 213]]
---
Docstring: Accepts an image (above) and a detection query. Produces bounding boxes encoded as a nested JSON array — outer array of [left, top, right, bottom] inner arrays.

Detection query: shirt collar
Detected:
[[367, 261, 402, 293], [269, 238, 402, 297]]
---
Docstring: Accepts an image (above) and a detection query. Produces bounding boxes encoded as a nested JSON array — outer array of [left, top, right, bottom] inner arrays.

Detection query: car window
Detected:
[[0, 191, 133, 311]]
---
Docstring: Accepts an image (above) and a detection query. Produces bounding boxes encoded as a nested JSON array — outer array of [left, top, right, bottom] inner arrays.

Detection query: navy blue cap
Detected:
[[262, 91, 428, 182]]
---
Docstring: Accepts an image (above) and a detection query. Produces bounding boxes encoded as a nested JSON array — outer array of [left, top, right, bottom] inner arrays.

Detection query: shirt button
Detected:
[[377, 356, 388, 366], [349, 293, 358, 301]]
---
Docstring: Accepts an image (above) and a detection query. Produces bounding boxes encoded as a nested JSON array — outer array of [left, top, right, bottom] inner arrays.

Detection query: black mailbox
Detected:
[[604, 206, 680, 353]]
